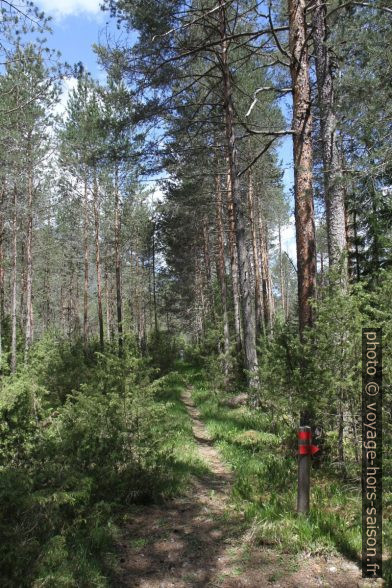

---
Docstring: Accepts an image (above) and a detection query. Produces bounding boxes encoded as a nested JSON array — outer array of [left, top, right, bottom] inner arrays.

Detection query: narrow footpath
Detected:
[[115, 388, 382, 588]]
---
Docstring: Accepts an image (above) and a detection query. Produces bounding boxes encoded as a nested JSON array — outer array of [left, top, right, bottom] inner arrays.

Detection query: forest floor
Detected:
[[114, 386, 384, 588]]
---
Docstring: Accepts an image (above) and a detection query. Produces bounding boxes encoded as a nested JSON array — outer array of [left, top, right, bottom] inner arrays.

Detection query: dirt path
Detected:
[[115, 388, 383, 588]]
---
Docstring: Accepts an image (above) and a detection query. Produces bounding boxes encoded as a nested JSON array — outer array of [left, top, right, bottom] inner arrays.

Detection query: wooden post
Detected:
[[297, 426, 311, 513]]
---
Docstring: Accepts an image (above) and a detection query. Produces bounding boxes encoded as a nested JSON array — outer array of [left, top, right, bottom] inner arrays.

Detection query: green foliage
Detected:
[[147, 330, 180, 375], [0, 337, 198, 586], [186, 269, 392, 578], [24, 333, 96, 405], [257, 276, 390, 443], [188, 366, 382, 567], [257, 284, 367, 428]]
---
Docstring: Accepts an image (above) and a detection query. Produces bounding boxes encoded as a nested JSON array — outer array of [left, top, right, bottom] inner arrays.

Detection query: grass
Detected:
[[182, 365, 391, 584], [151, 369, 211, 489], [70, 369, 211, 585], [8, 353, 388, 586], [0, 359, 210, 588]]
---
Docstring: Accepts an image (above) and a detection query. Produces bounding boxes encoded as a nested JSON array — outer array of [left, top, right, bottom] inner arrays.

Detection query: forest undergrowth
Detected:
[[1, 276, 391, 586], [187, 274, 392, 586], [0, 335, 204, 587], [190, 366, 391, 577]]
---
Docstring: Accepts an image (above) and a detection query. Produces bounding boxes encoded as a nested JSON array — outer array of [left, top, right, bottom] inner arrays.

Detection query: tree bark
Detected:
[[19, 243, 26, 332], [152, 221, 158, 333], [105, 267, 112, 344], [195, 255, 205, 342], [11, 186, 17, 373], [352, 208, 361, 282], [220, 0, 259, 389], [215, 174, 230, 370], [225, 163, 242, 349], [60, 284, 66, 336], [202, 215, 215, 320], [73, 267, 80, 336], [114, 165, 123, 356], [312, 0, 347, 282], [346, 204, 359, 283], [338, 395, 346, 477], [135, 253, 146, 350], [278, 223, 287, 319], [258, 203, 274, 332], [247, 170, 264, 333], [44, 206, 52, 330], [319, 250, 325, 291], [25, 152, 34, 359], [93, 172, 104, 351], [288, 0, 317, 334], [0, 181, 5, 369], [83, 175, 89, 349]]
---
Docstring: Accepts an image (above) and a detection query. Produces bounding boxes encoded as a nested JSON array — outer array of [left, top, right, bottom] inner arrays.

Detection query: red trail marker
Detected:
[[297, 426, 319, 513]]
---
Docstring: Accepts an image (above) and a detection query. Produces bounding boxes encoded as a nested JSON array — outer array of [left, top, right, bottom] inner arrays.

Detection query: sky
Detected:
[[38, 0, 102, 20], [35, 0, 297, 260], [36, 0, 110, 77]]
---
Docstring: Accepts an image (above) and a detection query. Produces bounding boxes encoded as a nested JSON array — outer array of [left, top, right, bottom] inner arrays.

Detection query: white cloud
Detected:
[[37, 0, 102, 20], [54, 76, 78, 117]]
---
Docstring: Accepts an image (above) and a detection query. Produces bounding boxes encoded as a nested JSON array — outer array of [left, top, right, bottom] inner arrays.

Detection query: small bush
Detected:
[[0, 336, 181, 586]]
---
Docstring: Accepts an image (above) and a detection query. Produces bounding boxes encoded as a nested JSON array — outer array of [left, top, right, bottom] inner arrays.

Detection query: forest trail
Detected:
[[115, 387, 381, 588]]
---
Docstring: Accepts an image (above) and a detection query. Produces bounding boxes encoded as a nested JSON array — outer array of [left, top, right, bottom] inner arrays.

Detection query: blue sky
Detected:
[[35, 0, 296, 258], [35, 0, 108, 77]]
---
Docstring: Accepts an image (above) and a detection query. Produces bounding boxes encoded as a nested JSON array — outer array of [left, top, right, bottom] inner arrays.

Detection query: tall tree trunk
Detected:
[[0, 182, 5, 370], [337, 393, 346, 477], [135, 253, 146, 350], [83, 175, 89, 349], [312, 0, 347, 282], [202, 216, 215, 319], [319, 250, 325, 292], [93, 172, 104, 351], [67, 261, 74, 337], [288, 0, 317, 334], [25, 157, 34, 359], [130, 248, 137, 334], [19, 243, 26, 331], [105, 267, 112, 344], [215, 174, 230, 370], [152, 221, 158, 333], [220, 0, 259, 389], [258, 205, 274, 332], [225, 163, 242, 349], [11, 186, 17, 373], [135, 254, 140, 344], [346, 204, 358, 283], [44, 206, 51, 330], [114, 165, 123, 356], [74, 269, 80, 335], [247, 170, 264, 333], [195, 255, 205, 341], [60, 285, 66, 336], [226, 163, 242, 352], [278, 223, 287, 319], [352, 208, 361, 282]]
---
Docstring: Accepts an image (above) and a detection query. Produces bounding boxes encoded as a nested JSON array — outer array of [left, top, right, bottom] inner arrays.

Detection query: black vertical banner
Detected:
[[362, 328, 382, 579]]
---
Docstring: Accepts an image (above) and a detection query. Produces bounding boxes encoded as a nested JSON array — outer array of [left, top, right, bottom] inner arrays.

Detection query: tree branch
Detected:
[[152, 0, 234, 41], [268, 2, 292, 60], [245, 86, 292, 117], [237, 137, 278, 178]]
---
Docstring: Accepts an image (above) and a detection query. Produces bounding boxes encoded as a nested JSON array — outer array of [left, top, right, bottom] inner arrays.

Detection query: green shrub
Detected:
[[147, 330, 181, 374], [0, 337, 181, 586]]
